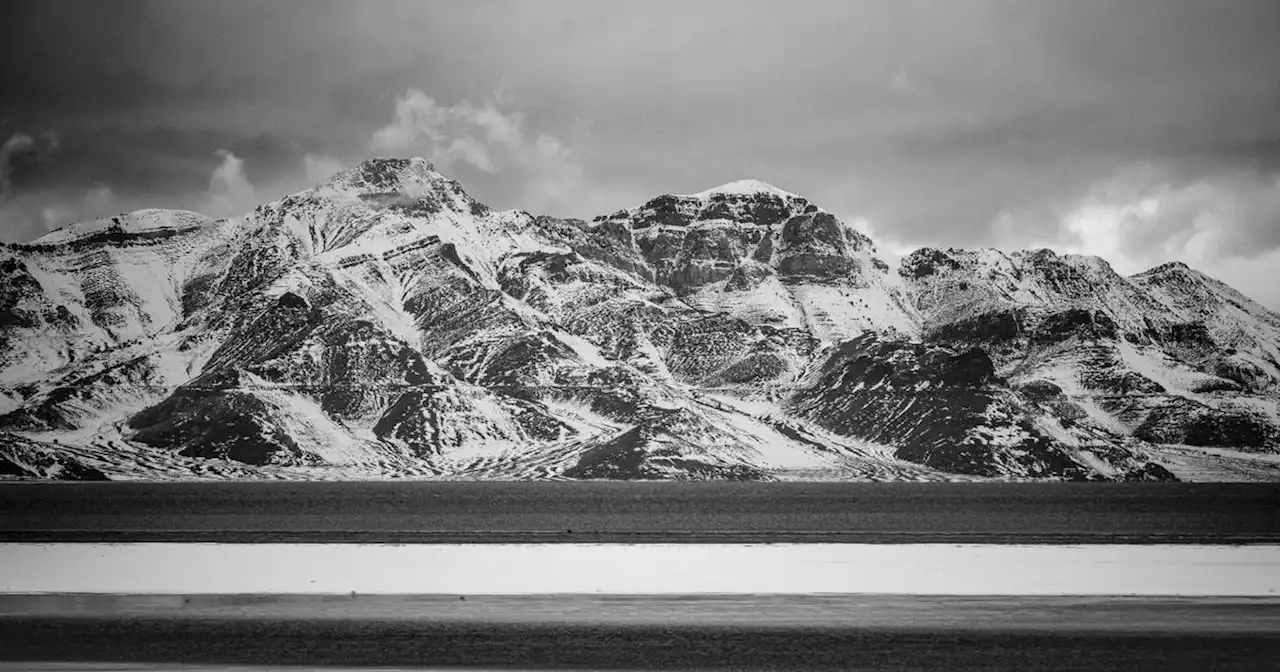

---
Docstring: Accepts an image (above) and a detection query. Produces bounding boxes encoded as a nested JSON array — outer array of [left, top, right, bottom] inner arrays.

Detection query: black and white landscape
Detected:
[[2, 158, 1279, 481], [5, 4, 1280, 671], [6, 2, 1280, 484]]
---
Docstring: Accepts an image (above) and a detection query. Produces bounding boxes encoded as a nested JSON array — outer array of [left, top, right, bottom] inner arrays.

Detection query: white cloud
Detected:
[[39, 185, 118, 231], [847, 215, 916, 259], [370, 89, 536, 175], [369, 88, 592, 214], [370, 89, 449, 151], [1055, 201, 1152, 274], [0, 134, 34, 196], [517, 133, 580, 207], [0, 184, 118, 241], [473, 101, 525, 149], [303, 153, 344, 184], [1047, 169, 1280, 265], [441, 136, 496, 173], [84, 184, 114, 210], [371, 88, 570, 176], [1000, 164, 1280, 309], [1, 131, 58, 197], [207, 149, 255, 216], [889, 71, 923, 95]]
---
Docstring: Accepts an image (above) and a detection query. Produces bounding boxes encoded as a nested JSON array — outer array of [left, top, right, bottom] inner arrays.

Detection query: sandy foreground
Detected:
[[3, 593, 1280, 632], [3, 595, 1280, 671]]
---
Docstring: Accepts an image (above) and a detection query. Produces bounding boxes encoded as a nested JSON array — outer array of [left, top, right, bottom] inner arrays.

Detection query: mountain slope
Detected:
[[900, 248, 1280, 460], [1, 158, 1276, 481]]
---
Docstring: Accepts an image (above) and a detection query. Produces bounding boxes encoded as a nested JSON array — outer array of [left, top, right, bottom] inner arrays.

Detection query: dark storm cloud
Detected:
[[2, 0, 1279, 302]]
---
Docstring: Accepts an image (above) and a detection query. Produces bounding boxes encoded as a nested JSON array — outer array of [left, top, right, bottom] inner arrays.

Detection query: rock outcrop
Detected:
[[2, 160, 1277, 480]]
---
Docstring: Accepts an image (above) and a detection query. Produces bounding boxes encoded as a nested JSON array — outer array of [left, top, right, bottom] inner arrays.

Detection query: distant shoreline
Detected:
[[3, 481, 1278, 544], [4, 543, 1278, 596], [6, 593, 1280, 631]]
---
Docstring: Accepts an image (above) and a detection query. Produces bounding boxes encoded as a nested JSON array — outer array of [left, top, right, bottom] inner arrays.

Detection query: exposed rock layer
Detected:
[[2, 159, 1277, 481]]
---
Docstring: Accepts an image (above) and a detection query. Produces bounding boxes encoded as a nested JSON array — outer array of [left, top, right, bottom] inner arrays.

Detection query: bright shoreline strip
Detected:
[[2, 543, 1278, 596]]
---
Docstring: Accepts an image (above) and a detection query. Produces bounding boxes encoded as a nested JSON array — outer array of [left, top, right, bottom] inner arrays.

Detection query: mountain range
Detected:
[[3, 157, 1279, 481]]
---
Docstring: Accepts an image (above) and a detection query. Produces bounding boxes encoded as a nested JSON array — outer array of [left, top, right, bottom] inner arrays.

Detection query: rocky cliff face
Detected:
[[900, 247, 1280, 463], [785, 334, 1163, 479], [592, 181, 919, 341], [1, 158, 1276, 481]]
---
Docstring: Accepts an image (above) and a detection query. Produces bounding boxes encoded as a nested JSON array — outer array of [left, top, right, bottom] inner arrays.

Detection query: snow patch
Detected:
[[30, 209, 212, 246], [689, 179, 798, 199]]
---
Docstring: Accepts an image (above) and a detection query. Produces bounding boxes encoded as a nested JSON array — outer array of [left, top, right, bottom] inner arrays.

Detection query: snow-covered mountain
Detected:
[[2, 158, 1277, 481]]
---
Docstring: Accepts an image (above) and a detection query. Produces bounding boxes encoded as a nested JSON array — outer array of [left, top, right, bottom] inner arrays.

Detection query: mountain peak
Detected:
[[689, 179, 798, 199], [29, 209, 213, 246], [300, 157, 444, 195], [340, 157, 438, 189], [1137, 260, 1193, 276], [5, 163, 1280, 483], [302, 156, 486, 214]]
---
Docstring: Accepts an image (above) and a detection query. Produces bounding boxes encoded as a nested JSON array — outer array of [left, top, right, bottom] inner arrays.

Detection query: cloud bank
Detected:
[[370, 88, 589, 214], [3, 0, 1280, 306], [207, 149, 256, 217]]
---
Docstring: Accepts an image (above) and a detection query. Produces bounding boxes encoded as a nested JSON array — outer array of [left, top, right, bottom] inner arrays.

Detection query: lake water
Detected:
[[5, 481, 1279, 544], [6, 482, 1280, 669]]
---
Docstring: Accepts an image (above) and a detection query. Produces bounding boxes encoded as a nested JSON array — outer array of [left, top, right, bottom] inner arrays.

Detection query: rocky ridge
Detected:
[[1, 157, 1277, 481]]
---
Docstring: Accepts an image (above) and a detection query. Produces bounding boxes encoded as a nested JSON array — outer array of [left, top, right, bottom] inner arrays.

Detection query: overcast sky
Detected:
[[3, 0, 1280, 306]]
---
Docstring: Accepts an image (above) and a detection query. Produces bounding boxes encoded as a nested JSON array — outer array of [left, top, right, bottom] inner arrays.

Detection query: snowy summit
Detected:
[[2, 157, 1279, 483], [30, 209, 213, 246], [690, 179, 798, 199]]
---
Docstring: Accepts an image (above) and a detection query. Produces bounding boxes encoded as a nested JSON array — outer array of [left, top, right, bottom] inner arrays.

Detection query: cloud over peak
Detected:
[[368, 88, 591, 215], [303, 153, 344, 185], [4, 0, 1280, 306], [208, 149, 255, 217], [370, 89, 538, 175]]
